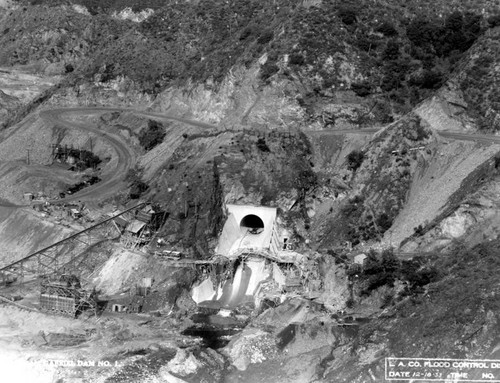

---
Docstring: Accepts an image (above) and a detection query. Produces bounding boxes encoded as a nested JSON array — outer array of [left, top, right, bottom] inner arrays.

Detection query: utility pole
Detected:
[[26, 149, 30, 165]]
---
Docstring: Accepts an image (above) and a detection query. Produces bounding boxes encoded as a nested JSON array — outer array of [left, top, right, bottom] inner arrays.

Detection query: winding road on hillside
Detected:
[[35, 107, 500, 205], [308, 127, 500, 145], [39, 107, 217, 204]]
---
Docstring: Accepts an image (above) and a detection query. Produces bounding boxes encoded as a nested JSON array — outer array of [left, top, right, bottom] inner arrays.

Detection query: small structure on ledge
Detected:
[[103, 278, 153, 314]]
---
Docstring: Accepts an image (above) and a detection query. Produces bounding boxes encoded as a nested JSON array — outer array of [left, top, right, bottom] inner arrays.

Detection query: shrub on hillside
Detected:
[[78, 150, 101, 170], [125, 168, 149, 199], [293, 168, 317, 192], [239, 24, 258, 40], [351, 81, 372, 97], [410, 70, 443, 89], [356, 34, 380, 52], [345, 298, 355, 308], [381, 248, 399, 274], [361, 249, 399, 295], [139, 120, 166, 151], [376, 21, 398, 37], [363, 250, 383, 275], [260, 60, 279, 82], [257, 29, 274, 45], [403, 117, 429, 141], [376, 213, 393, 232], [355, 247, 442, 299], [400, 259, 440, 296], [487, 15, 500, 28], [406, 17, 440, 47], [414, 224, 424, 236], [256, 138, 270, 152], [289, 53, 305, 66], [380, 75, 400, 92], [382, 40, 400, 61], [337, 6, 357, 25], [346, 150, 365, 171], [341, 195, 364, 218]]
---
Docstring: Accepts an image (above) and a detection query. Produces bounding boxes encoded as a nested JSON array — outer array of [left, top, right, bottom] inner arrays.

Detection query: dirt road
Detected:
[[307, 127, 500, 145], [39, 107, 216, 203], [38, 107, 500, 204]]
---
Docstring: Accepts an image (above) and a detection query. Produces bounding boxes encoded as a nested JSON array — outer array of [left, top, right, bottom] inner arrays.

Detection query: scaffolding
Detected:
[[40, 277, 97, 317], [0, 203, 146, 282]]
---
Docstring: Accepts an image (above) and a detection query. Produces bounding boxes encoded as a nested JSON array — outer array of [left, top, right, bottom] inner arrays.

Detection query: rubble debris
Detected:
[[165, 348, 203, 376], [0, 270, 17, 286], [222, 328, 277, 371], [43, 331, 88, 347]]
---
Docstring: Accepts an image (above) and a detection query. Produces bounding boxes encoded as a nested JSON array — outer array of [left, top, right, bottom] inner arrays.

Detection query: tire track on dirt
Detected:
[[39, 107, 216, 203], [307, 128, 500, 145]]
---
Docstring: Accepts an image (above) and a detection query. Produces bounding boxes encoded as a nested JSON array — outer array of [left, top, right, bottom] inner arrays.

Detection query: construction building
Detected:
[[39, 275, 97, 317], [116, 204, 168, 249]]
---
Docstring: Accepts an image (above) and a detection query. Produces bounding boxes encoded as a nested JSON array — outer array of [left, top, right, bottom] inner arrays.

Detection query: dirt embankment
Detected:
[[52, 58, 305, 133], [0, 107, 136, 204], [0, 162, 81, 205], [0, 206, 74, 267], [92, 249, 196, 297], [388, 139, 500, 248], [399, 152, 500, 251], [305, 104, 500, 251]]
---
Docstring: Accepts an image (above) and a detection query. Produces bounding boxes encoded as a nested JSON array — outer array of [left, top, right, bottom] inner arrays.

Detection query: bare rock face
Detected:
[[112, 7, 154, 23], [439, 210, 476, 238], [151, 62, 305, 131], [0, 89, 19, 109], [175, 290, 197, 314], [222, 328, 277, 371], [158, 371, 188, 383], [276, 318, 340, 357], [415, 81, 473, 132], [164, 348, 203, 376], [0, 89, 19, 124], [317, 263, 350, 311]]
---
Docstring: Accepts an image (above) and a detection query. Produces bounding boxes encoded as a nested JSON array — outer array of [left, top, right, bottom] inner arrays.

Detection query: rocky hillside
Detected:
[[2, 2, 500, 381], [323, 239, 500, 382], [1, 0, 499, 127], [0, 89, 19, 122], [1, 0, 500, 254]]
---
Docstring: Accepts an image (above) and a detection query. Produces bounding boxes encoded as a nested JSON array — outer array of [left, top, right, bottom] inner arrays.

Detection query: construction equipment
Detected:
[[0, 203, 146, 282], [39, 274, 97, 317]]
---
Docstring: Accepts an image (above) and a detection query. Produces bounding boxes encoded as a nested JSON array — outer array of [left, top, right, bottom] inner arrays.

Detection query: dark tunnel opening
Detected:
[[240, 214, 264, 232]]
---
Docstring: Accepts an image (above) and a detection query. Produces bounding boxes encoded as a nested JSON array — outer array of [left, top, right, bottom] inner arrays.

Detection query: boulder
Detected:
[[254, 297, 324, 331], [165, 348, 203, 376], [222, 328, 277, 371], [33, 331, 47, 347], [176, 290, 197, 314], [277, 317, 342, 357], [158, 370, 188, 383]]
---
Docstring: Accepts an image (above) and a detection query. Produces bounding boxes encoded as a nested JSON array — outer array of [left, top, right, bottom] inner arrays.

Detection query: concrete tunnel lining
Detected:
[[216, 204, 277, 257], [240, 214, 264, 231]]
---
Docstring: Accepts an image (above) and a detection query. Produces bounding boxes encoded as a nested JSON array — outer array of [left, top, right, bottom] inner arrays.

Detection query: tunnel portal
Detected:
[[240, 214, 264, 233]]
